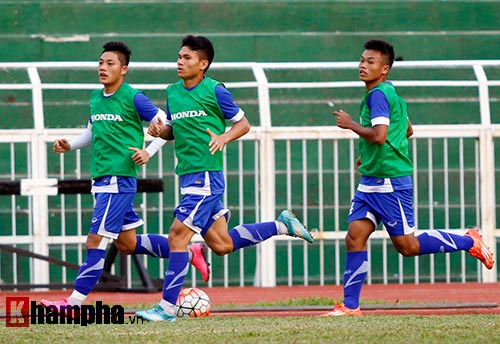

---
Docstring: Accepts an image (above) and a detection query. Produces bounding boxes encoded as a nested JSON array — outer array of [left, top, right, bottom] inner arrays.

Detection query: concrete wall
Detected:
[[0, 0, 499, 62]]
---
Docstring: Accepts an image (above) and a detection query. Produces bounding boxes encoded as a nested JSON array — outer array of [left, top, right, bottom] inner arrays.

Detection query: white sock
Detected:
[[68, 290, 86, 307], [276, 220, 288, 235], [159, 299, 176, 316]]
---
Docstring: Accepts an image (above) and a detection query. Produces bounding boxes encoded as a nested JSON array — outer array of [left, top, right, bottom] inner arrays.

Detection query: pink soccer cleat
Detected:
[[190, 243, 211, 283]]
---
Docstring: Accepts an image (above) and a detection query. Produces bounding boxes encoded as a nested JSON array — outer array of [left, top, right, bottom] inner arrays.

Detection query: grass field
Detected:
[[2, 294, 500, 343], [3, 296, 500, 344], [2, 314, 500, 344]]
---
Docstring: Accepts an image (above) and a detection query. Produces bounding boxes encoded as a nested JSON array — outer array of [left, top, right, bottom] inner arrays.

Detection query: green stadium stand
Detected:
[[0, 1, 499, 62]]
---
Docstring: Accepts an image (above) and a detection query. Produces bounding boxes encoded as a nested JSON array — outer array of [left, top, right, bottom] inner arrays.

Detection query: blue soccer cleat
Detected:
[[136, 304, 176, 322], [277, 210, 314, 243]]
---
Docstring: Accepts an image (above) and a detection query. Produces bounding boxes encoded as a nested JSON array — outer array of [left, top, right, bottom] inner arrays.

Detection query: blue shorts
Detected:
[[348, 188, 416, 236], [89, 192, 143, 239], [175, 171, 230, 236]]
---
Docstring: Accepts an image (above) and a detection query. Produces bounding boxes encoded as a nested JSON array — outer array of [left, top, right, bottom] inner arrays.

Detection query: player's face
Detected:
[[358, 49, 390, 88], [98, 51, 127, 89], [177, 46, 208, 82]]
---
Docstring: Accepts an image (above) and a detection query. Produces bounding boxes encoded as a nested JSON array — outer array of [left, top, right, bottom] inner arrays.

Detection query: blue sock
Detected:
[[134, 234, 170, 258], [162, 251, 189, 305], [417, 230, 474, 255], [343, 251, 368, 309], [74, 248, 106, 296], [228, 222, 278, 251]]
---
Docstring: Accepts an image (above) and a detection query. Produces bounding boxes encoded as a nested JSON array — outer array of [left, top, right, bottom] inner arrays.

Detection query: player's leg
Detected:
[[392, 229, 493, 268], [136, 189, 208, 322], [191, 171, 314, 255], [384, 189, 493, 268], [115, 208, 166, 256], [322, 219, 373, 317], [114, 218, 210, 281], [204, 212, 283, 255], [203, 215, 234, 255], [160, 220, 195, 311], [136, 219, 194, 322], [203, 209, 313, 256], [322, 193, 375, 317], [66, 233, 110, 307], [136, 185, 242, 321], [41, 192, 128, 309]]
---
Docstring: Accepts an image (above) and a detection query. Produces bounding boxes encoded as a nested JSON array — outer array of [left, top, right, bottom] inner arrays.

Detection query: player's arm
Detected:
[[333, 89, 389, 145], [406, 118, 413, 138], [148, 98, 174, 141], [130, 115, 168, 166], [208, 116, 250, 154], [355, 156, 361, 172], [147, 116, 173, 141], [207, 85, 250, 154], [130, 94, 168, 166], [158, 124, 173, 141], [333, 110, 388, 144], [54, 121, 92, 153], [143, 108, 168, 157], [154, 114, 174, 142]]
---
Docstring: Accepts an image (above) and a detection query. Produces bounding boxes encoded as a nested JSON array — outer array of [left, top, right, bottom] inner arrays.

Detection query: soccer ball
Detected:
[[175, 287, 211, 318]]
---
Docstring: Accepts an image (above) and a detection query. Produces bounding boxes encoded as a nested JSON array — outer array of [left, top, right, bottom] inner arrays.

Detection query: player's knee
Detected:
[[112, 235, 136, 255], [208, 241, 233, 256], [86, 235, 111, 251], [395, 245, 419, 257], [115, 242, 135, 255], [211, 245, 232, 256], [345, 233, 365, 251], [393, 236, 421, 257]]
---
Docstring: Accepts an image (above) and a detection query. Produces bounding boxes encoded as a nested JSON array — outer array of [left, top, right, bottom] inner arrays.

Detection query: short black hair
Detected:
[[181, 35, 215, 72], [364, 39, 395, 68], [102, 41, 132, 66]]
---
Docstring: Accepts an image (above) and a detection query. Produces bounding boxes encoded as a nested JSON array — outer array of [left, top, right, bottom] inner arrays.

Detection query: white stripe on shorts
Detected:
[[97, 194, 118, 239], [182, 196, 205, 234], [398, 198, 416, 235]]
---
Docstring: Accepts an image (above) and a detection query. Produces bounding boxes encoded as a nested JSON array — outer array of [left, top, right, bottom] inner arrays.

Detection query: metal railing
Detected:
[[0, 60, 499, 289]]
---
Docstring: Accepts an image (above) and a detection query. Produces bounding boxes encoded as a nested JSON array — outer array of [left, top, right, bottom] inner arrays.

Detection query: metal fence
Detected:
[[0, 61, 499, 290]]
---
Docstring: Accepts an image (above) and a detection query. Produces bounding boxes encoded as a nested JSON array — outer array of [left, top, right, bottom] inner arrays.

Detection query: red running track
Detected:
[[2, 282, 500, 316]]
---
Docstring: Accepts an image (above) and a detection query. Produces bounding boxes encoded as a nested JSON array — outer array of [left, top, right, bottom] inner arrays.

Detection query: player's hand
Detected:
[[129, 147, 150, 166], [332, 110, 353, 130], [356, 157, 361, 173], [53, 139, 71, 153], [207, 128, 226, 155], [148, 118, 164, 137]]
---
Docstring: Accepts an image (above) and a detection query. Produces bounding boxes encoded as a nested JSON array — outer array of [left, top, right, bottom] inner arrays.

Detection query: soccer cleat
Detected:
[[136, 305, 176, 322], [277, 210, 314, 243], [321, 303, 362, 317], [40, 298, 75, 316], [190, 243, 211, 283], [465, 229, 494, 269], [40, 298, 71, 311]]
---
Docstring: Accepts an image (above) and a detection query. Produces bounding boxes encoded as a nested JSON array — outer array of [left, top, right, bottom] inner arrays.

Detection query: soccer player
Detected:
[[41, 41, 210, 311], [322, 39, 494, 317], [135, 35, 314, 322]]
